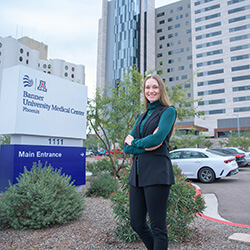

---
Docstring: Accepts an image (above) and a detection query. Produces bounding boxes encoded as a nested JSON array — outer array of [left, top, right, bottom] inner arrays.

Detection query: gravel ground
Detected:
[[0, 197, 249, 250]]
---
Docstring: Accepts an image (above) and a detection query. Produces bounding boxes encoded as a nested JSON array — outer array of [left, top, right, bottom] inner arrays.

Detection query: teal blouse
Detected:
[[124, 100, 176, 155]]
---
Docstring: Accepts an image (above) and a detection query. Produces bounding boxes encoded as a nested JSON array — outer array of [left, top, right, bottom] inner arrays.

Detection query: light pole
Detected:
[[233, 113, 240, 137]]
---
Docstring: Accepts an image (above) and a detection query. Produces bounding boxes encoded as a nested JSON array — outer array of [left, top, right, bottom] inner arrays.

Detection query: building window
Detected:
[[168, 59, 174, 64], [65, 65, 68, 70], [229, 15, 250, 23], [228, 5, 250, 15], [182, 75, 188, 80], [168, 34, 174, 38], [159, 36, 165, 40], [196, 40, 222, 49], [232, 75, 250, 81], [64, 72, 68, 77], [195, 13, 221, 23], [198, 69, 224, 76], [19, 56, 23, 62], [196, 49, 223, 58], [27, 51, 29, 56], [229, 24, 250, 33], [157, 12, 165, 17], [157, 28, 162, 33], [230, 34, 250, 42], [233, 96, 250, 102], [198, 78, 224, 86], [198, 88, 225, 96], [234, 107, 250, 112], [228, 0, 245, 5], [195, 0, 214, 6], [20, 48, 23, 54], [233, 85, 250, 91], [196, 30, 222, 40], [159, 20, 165, 24], [232, 65, 250, 71], [207, 109, 226, 115], [43, 64, 47, 69], [230, 44, 250, 51], [178, 66, 185, 70], [157, 53, 163, 58], [198, 99, 225, 105], [195, 21, 221, 32], [26, 59, 29, 64], [231, 54, 250, 61], [197, 59, 223, 67], [195, 4, 220, 14]]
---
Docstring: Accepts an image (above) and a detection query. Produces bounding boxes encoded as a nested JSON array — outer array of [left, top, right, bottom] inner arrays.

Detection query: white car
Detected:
[[170, 148, 239, 183], [225, 147, 250, 165]]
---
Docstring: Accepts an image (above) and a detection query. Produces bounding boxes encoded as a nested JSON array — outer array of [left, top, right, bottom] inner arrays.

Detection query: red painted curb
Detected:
[[195, 186, 250, 228]]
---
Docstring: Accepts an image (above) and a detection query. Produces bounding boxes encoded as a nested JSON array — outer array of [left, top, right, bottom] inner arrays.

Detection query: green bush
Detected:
[[86, 158, 113, 176], [0, 161, 84, 230], [110, 165, 205, 243], [86, 173, 118, 199]]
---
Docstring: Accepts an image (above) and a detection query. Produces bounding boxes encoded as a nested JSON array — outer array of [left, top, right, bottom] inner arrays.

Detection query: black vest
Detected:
[[128, 104, 176, 187]]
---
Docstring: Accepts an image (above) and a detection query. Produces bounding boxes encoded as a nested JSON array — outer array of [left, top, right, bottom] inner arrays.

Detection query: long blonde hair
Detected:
[[143, 74, 176, 137]]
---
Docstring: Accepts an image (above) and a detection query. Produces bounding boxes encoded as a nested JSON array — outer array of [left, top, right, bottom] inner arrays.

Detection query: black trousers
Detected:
[[129, 184, 171, 250]]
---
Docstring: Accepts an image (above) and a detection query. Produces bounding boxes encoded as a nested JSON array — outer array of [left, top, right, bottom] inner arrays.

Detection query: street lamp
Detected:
[[233, 113, 240, 137]]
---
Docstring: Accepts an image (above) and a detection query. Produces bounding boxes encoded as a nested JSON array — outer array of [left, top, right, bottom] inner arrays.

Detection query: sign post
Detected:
[[0, 65, 87, 192]]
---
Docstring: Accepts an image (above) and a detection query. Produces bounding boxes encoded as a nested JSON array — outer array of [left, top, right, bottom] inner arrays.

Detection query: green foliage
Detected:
[[86, 173, 118, 199], [226, 131, 250, 151], [86, 158, 113, 176], [171, 128, 212, 149], [110, 168, 138, 243], [0, 161, 84, 230], [167, 171, 206, 243], [111, 165, 205, 243], [87, 67, 144, 178], [0, 135, 10, 145], [83, 134, 101, 151], [166, 81, 204, 122]]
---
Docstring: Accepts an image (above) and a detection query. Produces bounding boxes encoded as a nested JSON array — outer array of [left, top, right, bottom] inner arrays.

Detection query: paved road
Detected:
[[194, 165, 250, 225]]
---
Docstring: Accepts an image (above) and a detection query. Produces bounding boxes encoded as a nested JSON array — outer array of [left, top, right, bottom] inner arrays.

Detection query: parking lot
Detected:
[[195, 165, 250, 225]]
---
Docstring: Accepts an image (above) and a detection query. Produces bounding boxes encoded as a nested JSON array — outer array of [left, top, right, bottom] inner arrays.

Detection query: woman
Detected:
[[124, 74, 176, 250]]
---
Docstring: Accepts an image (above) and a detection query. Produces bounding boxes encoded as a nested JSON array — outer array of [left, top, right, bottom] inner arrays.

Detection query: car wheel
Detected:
[[198, 167, 215, 183]]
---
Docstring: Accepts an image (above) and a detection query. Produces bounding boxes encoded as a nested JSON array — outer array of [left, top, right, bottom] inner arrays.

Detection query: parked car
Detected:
[[99, 149, 107, 156], [209, 148, 248, 167], [170, 148, 238, 183], [106, 148, 123, 155], [225, 147, 250, 165], [86, 150, 94, 157]]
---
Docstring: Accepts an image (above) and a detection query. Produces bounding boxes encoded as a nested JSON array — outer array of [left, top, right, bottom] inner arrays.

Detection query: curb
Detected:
[[194, 184, 250, 229]]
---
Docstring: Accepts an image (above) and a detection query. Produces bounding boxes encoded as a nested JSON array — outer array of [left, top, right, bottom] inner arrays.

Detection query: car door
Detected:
[[177, 151, 204, 178]]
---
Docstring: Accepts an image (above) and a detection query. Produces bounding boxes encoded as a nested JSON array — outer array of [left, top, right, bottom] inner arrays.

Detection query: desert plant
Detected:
[[86, 158, 113, 176], [0, 161, 84, 230], [110, 165, 206, 243], [86, 173, 118, 199]]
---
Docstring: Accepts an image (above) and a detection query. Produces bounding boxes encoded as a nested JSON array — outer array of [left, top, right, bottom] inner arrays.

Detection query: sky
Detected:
[[0, 0, 179, 98]]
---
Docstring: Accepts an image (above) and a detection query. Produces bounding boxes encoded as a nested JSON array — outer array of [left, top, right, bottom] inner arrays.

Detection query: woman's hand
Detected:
[[124, 135, 134, 146]]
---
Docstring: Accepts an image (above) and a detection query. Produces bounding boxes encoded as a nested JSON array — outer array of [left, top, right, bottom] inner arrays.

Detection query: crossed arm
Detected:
[[124, 106, 176, 155]]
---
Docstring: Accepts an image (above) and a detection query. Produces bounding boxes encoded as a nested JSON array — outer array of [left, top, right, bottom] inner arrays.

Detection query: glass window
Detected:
[[230, 44, 250, 51], [232, 65, 250, 71], [157, 12, 165, 17], [232, 75, 250, 81], [231, 54, 250, 61], [228, 5, 250, 14], [170, 151, 182, 159], [234, 107, 250, 112], [195, 4, 220, 14], [229, 24, 250, 33], [233, 85, 250, 91], [233, 96, 250, 102], [228, 0, 245, 5], [229, 14, 250, 23], [197, 79, 224, 86]]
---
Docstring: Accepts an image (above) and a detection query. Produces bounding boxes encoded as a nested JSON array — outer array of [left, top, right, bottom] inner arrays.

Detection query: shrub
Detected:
[[110, 168, 138, 243], [0, 161, 84, 230], [86, 158, 113, 176], [110, 165, 205, 243], [86, 173, 118, 199]]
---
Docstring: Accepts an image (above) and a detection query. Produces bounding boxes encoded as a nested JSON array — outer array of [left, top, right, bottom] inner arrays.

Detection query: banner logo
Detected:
[[23, 75, 34, 87]]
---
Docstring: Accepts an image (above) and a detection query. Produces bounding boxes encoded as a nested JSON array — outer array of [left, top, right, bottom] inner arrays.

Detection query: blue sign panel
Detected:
[[0, 144, 86, 192]]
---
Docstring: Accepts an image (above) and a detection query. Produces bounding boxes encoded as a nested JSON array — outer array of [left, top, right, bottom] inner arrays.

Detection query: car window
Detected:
[[198, 152, 209, 158], [170, 151, 182, 159]]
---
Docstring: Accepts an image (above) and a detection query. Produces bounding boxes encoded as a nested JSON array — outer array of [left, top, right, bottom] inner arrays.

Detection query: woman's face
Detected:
[[144, 78, 160, 103]]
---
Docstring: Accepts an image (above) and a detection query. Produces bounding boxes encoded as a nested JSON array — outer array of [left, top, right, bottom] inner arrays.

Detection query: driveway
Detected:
[[194, 166, 250, 225]]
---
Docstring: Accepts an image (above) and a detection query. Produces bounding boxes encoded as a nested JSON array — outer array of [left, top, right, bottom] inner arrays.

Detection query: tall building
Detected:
[[156, 0, 250, 137], [96, 0, 155, 90], [97, 0, 250, 138], [0, 36, 85, 95]]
